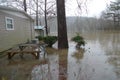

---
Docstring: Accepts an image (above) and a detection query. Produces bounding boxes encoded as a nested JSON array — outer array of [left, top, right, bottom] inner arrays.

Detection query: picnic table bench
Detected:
[[6, 43, 46, 59]]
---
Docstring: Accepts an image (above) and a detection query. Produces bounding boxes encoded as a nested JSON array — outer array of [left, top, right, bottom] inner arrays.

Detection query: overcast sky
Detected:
[[66, 0, 115, 17], [0, 0, 115, 17]]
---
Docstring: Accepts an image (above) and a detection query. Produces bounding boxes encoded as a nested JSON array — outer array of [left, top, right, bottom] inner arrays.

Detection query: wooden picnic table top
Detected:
[[18, 43, 47, 47], [6, 43, 46, 59], [6, 43, 47, 53]]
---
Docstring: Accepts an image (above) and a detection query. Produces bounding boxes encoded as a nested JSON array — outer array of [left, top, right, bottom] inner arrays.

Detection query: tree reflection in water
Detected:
[[58, 49, 68, 80], [1, 31, 120, 80]]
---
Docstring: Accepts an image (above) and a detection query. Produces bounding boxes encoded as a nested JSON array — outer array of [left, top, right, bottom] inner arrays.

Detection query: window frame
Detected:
[[5, 17, 14, 30]]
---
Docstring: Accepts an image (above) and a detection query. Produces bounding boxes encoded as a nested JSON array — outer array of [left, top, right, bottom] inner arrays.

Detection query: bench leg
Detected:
[[8, 53, 11, 59], [19, 53, 24, 59], [36, 52, 39, 59], [31, 52, 39, 59], [8, 52, 18, 59]]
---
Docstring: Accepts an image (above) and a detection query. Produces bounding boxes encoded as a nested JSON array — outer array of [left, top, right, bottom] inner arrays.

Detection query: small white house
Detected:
[[0, 6, 35, 51], [34, 26, 45, 37]]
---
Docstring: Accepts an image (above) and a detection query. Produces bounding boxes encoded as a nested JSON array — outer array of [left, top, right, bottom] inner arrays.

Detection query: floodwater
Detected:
[[0, 30, 120, 80]]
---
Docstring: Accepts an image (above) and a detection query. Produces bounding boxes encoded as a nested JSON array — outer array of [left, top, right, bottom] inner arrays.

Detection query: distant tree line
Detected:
[[48, 16, 115, 35]]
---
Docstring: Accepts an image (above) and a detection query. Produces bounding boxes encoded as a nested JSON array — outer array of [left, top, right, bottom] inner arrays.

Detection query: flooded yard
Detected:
[[0, 30, 120, 80]]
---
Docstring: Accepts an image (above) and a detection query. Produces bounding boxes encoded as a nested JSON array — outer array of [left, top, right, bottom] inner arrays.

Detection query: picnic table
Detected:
[[7, 43, 47, 59]]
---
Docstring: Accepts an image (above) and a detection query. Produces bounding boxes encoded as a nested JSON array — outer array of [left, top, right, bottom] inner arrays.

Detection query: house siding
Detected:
[[0, 11, 34, 52]]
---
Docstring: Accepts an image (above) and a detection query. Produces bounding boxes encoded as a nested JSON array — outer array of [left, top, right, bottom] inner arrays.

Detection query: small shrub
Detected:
[[71, 34, 85, 47], [36, 36, 57, 47], [35, 36, 44, 41], [43, 36, 57, 47]]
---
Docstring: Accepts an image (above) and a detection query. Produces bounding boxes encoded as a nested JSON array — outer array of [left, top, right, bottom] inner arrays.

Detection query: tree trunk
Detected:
[[56, 0, 68, 49], [45, 0, 48, 36], [36, 0, 38, 26], [23, 0, 27, 12]]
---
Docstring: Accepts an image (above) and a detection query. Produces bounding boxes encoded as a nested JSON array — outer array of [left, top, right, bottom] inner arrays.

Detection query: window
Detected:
[[6, 17, 14, 30]]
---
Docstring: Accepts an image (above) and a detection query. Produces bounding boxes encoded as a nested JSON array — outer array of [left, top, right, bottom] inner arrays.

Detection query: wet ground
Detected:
[[0, 30, 120, 80]]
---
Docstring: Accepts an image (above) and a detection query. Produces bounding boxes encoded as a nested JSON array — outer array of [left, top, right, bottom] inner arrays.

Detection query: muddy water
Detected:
[[0, 30, 120, 80]]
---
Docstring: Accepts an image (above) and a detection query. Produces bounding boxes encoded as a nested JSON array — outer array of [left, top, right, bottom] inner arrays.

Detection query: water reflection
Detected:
[[31, 43, 85, 80], [97, 31, 120, 79], [72, 48, 85, 61], [31, 31, 120, 80], [58, 49, 68, 80], [31, 59, 49, 80], [0, 31, 120, 80]]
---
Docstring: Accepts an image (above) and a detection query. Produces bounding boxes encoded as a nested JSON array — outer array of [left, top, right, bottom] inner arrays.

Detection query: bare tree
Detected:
[[76, 0, 88, 16], [45, 0, 48, 36], [33, 0, 39, 26], [38, 0, 56, 36], [56, 0, 68, 49], [23, 0, 27, 12], [0, 0, 56, 34], [0, 0, 23, 9]]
